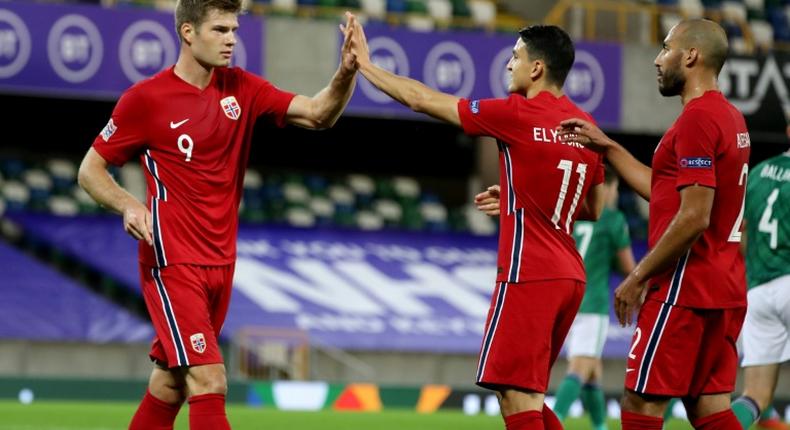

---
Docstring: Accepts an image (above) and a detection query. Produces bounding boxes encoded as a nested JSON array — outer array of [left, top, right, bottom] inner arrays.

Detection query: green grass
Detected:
[[0, 401, 695, 429]]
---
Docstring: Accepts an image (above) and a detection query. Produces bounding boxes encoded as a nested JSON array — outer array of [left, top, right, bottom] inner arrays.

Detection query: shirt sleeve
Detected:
[[611, 210, 632, 250], [673, 108, 720, 190], [243, 70, 296, 128], [457, 96, 520, 140], [91, 88, 148, 166], [592, 155, 605, 186]]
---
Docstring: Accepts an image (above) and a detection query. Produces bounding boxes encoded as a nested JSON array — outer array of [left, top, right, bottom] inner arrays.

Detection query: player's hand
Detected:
[[339, 12, 358, 75], [348, 12, 370, 69], [123, 201, 153, 246], [557, 118, 614, 153], [474, 185, 501, 216], [613, 274, 646, 327]]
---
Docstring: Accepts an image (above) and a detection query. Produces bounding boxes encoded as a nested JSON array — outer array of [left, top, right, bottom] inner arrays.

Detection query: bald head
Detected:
[[672, 19, 729, 73]]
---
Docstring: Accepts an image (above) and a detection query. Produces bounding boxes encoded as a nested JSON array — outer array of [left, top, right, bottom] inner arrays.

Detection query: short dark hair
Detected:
[[175, 0, 242, 41], [517, 25, 575, 86]]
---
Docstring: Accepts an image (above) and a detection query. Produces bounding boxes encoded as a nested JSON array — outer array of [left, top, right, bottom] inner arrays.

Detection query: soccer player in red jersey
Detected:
[[77, 1, 359, 429], [348, 18, 605, 430], [559, 19, 750, 430]]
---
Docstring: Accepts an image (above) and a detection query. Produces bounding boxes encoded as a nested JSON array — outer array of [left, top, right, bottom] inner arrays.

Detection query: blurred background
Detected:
[[0, 0, 788, 426]]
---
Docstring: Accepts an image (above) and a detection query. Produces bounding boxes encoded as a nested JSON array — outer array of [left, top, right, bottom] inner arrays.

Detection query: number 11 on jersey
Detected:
[[552, 159, 588, 234]]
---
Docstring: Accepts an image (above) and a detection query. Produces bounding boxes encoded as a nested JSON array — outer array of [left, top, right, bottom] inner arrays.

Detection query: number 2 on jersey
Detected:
[[728, 163, 748, 242], [552, 160, 588, 233]]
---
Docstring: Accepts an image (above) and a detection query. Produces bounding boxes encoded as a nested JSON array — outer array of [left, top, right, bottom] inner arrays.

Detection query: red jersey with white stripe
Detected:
[[93, 67, 295, 267], [458, 92, 604, 283], [647, 91, 749, 308]]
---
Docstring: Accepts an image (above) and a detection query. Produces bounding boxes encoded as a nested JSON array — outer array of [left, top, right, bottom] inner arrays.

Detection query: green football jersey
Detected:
[[572, 207, 631, 315], [744, 153, 790, 289]]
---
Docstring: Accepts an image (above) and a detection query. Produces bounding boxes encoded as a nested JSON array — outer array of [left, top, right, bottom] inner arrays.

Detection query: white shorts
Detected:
[[566, 313, 609, 358], [741, 274, 790, 367]]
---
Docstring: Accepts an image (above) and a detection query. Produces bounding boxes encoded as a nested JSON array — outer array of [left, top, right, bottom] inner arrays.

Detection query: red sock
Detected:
[[128, 390, 181, 430], [188, 393, 230, 430], [542, 404, 564, 430], [621, 410, 664, 430], [690, 409, 742, 430], [505, 410, 545, 430]]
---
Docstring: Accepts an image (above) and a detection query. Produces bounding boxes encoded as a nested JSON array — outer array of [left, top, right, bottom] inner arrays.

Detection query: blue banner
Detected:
[[9, 213, 641, 356], [345, 26, 622, 126], [0, 1, 262, 99]]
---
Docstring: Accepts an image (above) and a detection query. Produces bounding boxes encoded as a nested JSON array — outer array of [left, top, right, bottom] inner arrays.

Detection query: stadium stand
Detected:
[[0, 155, 498, 235], [0, 240, 152, 342]]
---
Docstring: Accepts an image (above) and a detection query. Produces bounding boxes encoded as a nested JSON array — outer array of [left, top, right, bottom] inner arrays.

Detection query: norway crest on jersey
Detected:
[[190, 333, 206, 354], [220, 96, 241, 120]]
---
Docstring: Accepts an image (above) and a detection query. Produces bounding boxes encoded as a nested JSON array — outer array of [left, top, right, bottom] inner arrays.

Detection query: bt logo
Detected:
[[0, 9, 31, 79], [119, 20, 176, 83], [47, 14, 103, 83]]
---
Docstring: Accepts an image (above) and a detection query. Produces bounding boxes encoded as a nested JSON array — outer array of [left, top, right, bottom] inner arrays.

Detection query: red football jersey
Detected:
[[647, 91, 749, 308], [93, 67, 295, 267], [458, 92, 604, 283]]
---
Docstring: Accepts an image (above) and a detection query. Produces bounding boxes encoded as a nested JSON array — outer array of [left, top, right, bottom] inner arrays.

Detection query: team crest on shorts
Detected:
[[190, 333, 206, 354], [220, 96, 241, 120]]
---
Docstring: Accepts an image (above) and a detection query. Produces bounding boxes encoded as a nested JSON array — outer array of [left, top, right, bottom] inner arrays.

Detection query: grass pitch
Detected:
[[0, 400, 696, 429]]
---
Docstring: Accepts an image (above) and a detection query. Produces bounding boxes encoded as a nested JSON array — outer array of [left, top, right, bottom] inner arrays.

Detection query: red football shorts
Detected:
[[625, 298, 746, 397], [475, 279, 584, 392], [139, 263, 235, 368]]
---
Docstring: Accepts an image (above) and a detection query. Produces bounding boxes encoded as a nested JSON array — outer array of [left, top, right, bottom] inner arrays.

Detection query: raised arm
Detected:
[[348, 15, 461, 126], [612, 184, 714, 325], [284, 13, 358, 130], [559, 119, 652, 201], [78, 148, 152, 245]]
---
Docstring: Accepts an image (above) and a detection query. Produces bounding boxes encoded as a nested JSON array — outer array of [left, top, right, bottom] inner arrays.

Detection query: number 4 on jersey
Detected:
[[758, 188, 780, 249]]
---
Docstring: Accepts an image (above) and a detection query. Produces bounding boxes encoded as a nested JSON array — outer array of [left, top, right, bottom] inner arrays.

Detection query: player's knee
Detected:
[[149, 381, 186, 405], [187, 365, 227, 395], [621, 390, 666, 416]]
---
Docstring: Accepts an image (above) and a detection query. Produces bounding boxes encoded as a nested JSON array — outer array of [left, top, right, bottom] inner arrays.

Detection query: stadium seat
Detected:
[[373, 198, 403, 226], [392, 176, 421, 200], [750, 19, 775, 49], [47, 159, 77, 195], [119, 164, 146, 203], [421, 200, 449, 232], [72, 185, 99, 214], [464, 204, 496, 236], [2, 180, 30, 211], [347, 173, 376, 207], [48, 195, 80, 217], [360, 0, 387, 19], [271, 0, 298, 14], [309, 195, 335, 225], [285, 206, 316, 227], [355, 209, 384, 230], [282, 181, 311, 206], [426, 0, 453, 25], [23, 169, 53, 211], [468, 0, 496, 27], [679, 0, 705, 18]]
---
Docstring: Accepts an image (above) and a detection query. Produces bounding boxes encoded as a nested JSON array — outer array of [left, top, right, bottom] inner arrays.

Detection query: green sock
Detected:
[[663, 398, 677, 421], [732, 396, 761, 430], [553, 374, 582, 421], [761, 405, 779, 420], [580, 383, 608, 430]]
